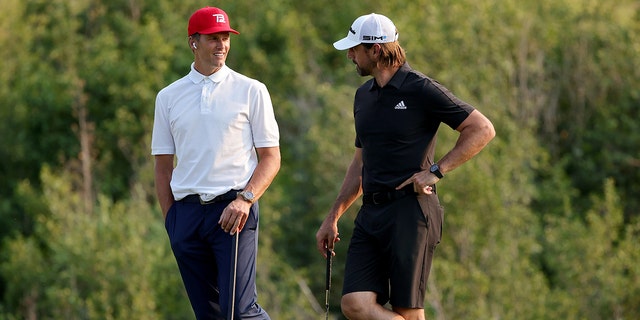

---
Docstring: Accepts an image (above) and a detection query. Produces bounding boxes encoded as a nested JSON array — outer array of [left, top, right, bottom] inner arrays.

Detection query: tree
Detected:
[[0, 167, 193, 319], [1, 0, 639, 319], [543, 179, 640, 319]]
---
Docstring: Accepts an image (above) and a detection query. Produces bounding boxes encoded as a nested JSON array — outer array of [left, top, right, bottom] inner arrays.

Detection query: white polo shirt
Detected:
[[151, 63, 279, 200]]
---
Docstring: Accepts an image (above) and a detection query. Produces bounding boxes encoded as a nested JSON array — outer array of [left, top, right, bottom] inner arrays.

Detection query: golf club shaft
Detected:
[[228, 232, 239, 320], [325, 248, 332, 320]]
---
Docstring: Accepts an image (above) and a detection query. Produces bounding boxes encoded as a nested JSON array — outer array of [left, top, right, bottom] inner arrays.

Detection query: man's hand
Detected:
[[219, 199, 251, 235], [316, 219, 341, 259], [396, 170, 439, 195]]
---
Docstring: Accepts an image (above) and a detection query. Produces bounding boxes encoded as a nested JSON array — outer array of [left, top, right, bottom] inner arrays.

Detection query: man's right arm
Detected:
[[316, 148, 363, 257], [154, 154, 175, 219]]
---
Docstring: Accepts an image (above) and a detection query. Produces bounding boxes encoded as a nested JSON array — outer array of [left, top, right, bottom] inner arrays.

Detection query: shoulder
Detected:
[[226, 67, 267, 89], [223, 69, 271, 99], [402, 66, 436, 88], [158, 75, 191, 97], [403, 69, 456, 100], [356, 78, 376, 94]]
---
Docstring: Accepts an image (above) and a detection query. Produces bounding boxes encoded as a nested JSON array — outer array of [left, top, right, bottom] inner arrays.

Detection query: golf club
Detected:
[[228, 232, 239, 320], [325, 247, 333, 320]]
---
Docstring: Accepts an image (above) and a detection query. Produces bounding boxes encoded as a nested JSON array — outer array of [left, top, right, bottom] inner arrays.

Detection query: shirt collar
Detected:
[[187, 63, 230, 84], [368, 62, 411, 91]]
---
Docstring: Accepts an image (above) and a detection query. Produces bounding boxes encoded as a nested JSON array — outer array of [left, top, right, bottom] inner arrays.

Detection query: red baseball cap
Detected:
[[188, 7, 239, 36]]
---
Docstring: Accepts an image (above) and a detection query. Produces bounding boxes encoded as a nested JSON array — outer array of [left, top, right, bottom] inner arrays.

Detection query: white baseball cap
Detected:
[[333, 13, 399, 50]]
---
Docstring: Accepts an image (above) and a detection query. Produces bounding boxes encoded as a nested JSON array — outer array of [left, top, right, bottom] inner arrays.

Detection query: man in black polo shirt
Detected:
[[316, 13, 495, 320]]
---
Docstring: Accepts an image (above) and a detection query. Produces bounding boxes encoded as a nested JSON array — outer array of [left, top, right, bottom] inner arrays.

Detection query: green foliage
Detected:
[[543, 179, 640, 319], [1, 167, 192, 319], [1, 0, 639, 319]]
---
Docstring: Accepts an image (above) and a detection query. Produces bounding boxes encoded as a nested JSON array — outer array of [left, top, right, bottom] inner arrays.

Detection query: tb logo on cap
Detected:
[[188, 7, 239, 35], [213, 14, 226, 23]]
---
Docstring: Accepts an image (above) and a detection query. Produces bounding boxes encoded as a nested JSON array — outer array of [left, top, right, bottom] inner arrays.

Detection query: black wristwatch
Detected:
[[238, 190, 255, 203], [429, 163, 443, 179]]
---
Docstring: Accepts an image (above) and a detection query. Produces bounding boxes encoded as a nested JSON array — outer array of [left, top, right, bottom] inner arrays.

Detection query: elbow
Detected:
[[459, 110, 496, 144], [476, 114, 496, 143], [485, 120, 496, 142], [274, 154, 282, 173], [269, 148, 282, 173]]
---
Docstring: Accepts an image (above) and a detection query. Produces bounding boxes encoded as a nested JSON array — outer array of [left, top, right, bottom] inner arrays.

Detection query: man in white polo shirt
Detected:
[[152, 6, 279, 320]]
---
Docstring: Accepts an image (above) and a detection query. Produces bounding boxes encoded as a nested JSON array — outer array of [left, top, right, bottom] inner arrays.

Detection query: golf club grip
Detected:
[[325, 248, 332, 319], [326, 248, 332, 290]]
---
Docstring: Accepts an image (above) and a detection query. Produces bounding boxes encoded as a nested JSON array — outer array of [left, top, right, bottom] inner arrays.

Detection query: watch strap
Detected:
[[430, 164, 443, 179]]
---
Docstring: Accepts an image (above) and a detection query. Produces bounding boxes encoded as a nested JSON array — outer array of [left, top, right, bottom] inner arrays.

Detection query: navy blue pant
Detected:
[[165, 198, 270, 319]]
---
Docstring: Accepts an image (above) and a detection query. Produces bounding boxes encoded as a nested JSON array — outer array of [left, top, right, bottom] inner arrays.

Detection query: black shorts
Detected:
[[342, 193, 443, 308]]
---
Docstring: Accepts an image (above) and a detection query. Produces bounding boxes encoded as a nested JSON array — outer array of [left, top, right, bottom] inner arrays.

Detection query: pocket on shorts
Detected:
[[417, 193, 444, 247]]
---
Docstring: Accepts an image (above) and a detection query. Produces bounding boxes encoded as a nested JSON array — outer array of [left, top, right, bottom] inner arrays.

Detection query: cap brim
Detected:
[[198, 27, 240, 35], [333, 37, 359, 50]]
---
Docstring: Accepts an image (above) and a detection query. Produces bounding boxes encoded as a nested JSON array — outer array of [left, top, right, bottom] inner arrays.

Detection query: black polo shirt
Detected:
[[354, 63, 474, 193]]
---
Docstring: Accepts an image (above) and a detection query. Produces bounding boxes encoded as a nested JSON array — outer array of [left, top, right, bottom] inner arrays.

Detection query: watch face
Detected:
[[430, 164, 443, 178], [241, 191, 254, 201]]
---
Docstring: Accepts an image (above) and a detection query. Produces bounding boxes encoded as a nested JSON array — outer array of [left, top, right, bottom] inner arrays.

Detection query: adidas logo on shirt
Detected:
[[394, 100, 407, 110]]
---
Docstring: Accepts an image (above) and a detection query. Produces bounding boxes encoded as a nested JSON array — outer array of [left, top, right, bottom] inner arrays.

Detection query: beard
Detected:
[[355, 65, 369, 76], [355, 60, 375, 77]]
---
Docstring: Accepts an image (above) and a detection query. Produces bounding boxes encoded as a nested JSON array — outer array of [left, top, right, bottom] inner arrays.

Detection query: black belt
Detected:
[[362, 185, 417, 205], [180, 190, 240, 205]]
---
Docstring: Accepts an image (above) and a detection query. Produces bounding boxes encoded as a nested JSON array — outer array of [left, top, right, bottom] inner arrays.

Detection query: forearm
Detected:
[[327, 149, 363, 223], [154, 155, 175, 217], [316, 149, 362, 254], [156, 181, 173, 217], [244, 146, 281, 202], [439, 110, 495, 174]]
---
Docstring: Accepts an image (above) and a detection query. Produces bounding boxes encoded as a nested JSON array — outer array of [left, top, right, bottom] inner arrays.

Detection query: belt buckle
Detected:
[[199, 196, 217, 205], [199, 190, 237, 205], [371, 192, 388, 205]]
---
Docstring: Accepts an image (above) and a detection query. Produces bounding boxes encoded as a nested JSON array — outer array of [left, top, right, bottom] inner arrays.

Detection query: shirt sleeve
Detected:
[[424, 79, 475, 130], [151, 90, 176, 155], [248, 82, 280, 148]]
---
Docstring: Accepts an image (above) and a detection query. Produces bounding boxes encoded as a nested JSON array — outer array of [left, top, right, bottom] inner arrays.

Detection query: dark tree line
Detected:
[[1, 0, 638, 319]]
